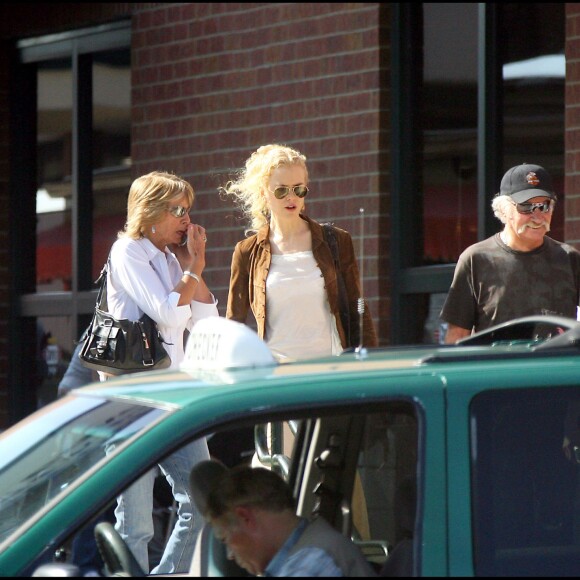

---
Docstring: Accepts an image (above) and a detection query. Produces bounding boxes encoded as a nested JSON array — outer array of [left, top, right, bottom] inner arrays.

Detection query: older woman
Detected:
[[223, 143, 377, 361], [105, 170, 218, 573]]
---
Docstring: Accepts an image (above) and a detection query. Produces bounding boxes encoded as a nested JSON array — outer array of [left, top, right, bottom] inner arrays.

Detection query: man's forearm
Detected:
[[445, 323, 471, 344]]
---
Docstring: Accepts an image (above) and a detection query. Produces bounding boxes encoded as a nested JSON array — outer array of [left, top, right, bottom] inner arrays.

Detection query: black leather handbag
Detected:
[[79, 259, 171, 375]]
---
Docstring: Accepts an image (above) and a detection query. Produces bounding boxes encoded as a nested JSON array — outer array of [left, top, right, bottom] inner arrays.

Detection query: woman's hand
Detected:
[[172, 224, 207, 274], [172, 223, 213, 306]]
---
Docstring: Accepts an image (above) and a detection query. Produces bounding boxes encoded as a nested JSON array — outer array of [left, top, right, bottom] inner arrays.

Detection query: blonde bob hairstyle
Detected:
[[221, 144, 308, 234], [119, 171, 195, 240]]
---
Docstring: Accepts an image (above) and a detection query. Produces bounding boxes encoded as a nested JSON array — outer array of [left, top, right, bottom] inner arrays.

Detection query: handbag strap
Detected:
[[322, 223, 340, 272], [94, 259, 110, 312], [322, 223, 351, 341]]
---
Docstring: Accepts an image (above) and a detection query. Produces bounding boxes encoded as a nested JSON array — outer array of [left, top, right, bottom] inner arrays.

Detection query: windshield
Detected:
[[0, 395, 167, 544]]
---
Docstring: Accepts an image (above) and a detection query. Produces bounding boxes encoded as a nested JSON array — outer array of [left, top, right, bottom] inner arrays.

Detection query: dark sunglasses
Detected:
[[168, 205, 191, 218], [271, 185, 309, 199], [511, 200, 555, 215]]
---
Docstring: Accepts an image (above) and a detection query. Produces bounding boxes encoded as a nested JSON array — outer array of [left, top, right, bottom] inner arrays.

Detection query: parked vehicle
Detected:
[[1, 315, 580, 576]]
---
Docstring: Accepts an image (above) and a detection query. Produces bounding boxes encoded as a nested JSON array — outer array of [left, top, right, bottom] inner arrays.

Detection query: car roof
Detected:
[[72, 335, 580, 409], [70, 314, 580, 408]]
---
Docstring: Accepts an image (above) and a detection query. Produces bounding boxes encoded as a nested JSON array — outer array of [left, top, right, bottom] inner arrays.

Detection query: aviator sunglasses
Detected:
[[511, 199, 555, 215], [168, 205, 191, 218], [271, 185, 309, 199]]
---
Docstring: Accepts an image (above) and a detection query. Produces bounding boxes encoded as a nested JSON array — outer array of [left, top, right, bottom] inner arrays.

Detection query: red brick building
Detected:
[[0, 3, 576, 428]]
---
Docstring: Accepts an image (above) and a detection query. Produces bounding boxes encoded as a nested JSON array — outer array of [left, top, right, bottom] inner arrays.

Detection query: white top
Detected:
[[265, 251, 342, 361], [104, 237, 219, 370]]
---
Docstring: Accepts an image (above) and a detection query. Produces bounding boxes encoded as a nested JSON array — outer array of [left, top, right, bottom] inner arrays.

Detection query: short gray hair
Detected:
[[491, 195, 514, 225], [205, 466, 295, 522]]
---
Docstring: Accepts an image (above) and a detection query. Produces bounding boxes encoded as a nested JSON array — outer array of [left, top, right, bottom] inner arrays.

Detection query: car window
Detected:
[[471, 387, 580, 576], [354, 407, 418, 573], [17, 401, 421, 577], [197, 403, 420, 576], [357, 410, 418, 539], [261, 403, 420, 575], [0, 397, 167, 545]]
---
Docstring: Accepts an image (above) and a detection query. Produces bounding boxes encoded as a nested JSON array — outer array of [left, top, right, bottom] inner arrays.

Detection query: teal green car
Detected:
[[1, 316, 580, 576]]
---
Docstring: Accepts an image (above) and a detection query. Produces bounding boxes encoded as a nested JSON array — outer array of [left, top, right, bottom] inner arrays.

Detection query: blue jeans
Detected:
[[114, 438, 210, 574]]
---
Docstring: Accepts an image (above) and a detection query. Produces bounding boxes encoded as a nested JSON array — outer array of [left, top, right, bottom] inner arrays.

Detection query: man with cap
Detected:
[[189, 460, 376, 577], [441, 162, 580, 343]]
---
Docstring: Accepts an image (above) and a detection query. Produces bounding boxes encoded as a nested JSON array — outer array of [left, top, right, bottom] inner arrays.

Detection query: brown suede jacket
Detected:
[[226, 214, 378, 350]]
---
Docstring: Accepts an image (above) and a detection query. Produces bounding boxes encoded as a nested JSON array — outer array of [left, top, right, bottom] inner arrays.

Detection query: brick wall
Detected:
[[130, 3, 390, 334], [0, 3, 389, 427], [566, 3, 580, 247]]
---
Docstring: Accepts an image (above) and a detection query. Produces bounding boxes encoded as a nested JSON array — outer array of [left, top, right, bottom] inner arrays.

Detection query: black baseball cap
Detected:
[[499, 163, 556, 203]]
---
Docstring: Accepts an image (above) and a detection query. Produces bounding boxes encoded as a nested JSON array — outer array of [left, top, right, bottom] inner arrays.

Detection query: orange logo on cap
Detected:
[[526, 171, 540, 186]]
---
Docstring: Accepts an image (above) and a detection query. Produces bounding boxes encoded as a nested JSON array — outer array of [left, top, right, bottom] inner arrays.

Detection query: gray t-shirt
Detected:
[[440, 234, 580, 332]]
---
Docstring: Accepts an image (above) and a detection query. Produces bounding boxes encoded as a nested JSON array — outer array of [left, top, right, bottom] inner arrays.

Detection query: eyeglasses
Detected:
[[168, 205, 190, 218], [271, 185, 309, 199], [511, 200, 555, 215]]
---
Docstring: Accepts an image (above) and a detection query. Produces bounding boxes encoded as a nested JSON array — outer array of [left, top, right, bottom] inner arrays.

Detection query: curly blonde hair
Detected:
[[221, 144, 308, 234], [119, 171, 195, 240]]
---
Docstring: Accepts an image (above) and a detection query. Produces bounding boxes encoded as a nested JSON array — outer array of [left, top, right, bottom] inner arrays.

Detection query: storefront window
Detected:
[[419, 3, 564, 265], [412, 4, 565, 346], [30, 33, 130, 407], [421, 3, 478, 265], [501, 3, 565, 241]]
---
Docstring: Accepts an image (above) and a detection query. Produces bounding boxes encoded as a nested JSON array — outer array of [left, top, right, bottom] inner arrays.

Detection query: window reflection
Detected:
[[422, 3, 478, 265], [36, 58, 72, 290], [501, 3, 565, 242], [35, 49, 130, 293], [420, 3, 564, 265], [0, 398, 166, 544], [472, 388, 580, 576], [35, 47, 130, 409]]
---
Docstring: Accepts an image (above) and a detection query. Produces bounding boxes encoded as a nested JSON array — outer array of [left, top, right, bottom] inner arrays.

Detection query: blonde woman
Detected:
[[223, 144, 377, 361], [105, 171, 218, 573]]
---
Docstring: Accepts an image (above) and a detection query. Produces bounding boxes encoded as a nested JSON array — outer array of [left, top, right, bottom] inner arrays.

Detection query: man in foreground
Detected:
[[190, 460, 376, 577]]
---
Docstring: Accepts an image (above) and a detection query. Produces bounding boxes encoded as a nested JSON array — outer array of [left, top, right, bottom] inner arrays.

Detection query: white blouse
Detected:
[[105, 237, 219, 369], [265, 251, 342, 361]]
